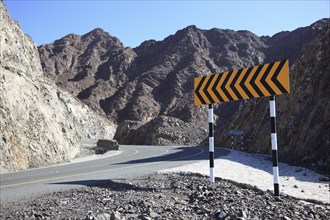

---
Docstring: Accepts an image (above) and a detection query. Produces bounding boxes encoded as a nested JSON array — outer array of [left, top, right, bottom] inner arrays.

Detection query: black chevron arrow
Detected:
[[272, 60, 288, 94], [203, 74, 216, 104], [250, 65, 264, 97], [240, 67, 254, 98], [230, 69, 243, 100], [221, 71, 233, 101], [212, 74, 224, 102], [260, 62, 276, 95], [195, 76, 207, 105]]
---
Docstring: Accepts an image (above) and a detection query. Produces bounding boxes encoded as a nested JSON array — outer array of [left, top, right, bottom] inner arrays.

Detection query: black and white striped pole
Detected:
[[241, 135, 243, 150], [270, 96, 280, 196], [208, 104, 215, 183]]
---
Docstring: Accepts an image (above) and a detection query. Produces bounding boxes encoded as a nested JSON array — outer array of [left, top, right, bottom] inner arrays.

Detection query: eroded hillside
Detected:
[[0, 1, 116, 172]]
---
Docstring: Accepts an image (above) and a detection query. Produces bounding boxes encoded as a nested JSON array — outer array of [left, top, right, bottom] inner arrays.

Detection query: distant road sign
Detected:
[[194, 60, 290, 106], [229, 130, 244, 136]]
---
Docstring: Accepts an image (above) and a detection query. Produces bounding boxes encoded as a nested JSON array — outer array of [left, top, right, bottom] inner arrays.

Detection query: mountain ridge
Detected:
[[38, 18, 330, 173], [39, 18, 328, 122]]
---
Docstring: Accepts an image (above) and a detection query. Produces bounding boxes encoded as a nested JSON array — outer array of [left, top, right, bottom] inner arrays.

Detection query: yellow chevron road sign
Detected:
[[194, 60, 290, 106]]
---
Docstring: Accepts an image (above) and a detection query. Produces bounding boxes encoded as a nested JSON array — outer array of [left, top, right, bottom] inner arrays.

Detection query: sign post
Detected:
[[229, 130, 244, 149], [208, 104, 215, 183], [194, 60, 290, 195], [270, 96, 280, 196]]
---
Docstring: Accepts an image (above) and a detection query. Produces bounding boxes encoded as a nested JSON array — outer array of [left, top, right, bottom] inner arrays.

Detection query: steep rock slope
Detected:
[[0, 1, 116, 172], [38, 28, 137, 116], [217, 23, 330, 173], [263, 19, 329, 63]]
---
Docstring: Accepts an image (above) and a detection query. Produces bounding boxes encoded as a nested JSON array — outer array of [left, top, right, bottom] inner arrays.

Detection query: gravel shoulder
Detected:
[[1, 173, 329, 220]]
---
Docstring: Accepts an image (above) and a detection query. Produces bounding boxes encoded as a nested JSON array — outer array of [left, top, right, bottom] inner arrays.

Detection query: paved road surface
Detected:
[[1, 145, 227, 203]]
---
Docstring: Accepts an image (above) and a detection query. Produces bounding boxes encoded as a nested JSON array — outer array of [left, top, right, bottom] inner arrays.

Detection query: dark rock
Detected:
[[215, 210, 227, 220], [238, 209, 248, 218], [96, 139, 119, 153], [113, 120, 144, 145], [319, 176, 330, 182], [110, 211, 121, 220]]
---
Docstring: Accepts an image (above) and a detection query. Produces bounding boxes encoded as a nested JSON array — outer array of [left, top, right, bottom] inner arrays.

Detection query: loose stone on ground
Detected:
[[1, 173, 329, 219]]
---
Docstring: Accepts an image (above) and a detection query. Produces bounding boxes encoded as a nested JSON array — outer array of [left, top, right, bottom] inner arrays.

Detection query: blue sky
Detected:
[[4, 1, 329, 48]]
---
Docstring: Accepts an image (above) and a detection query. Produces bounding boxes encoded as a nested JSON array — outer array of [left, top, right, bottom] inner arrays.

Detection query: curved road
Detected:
[[1, 145, 227, 203]]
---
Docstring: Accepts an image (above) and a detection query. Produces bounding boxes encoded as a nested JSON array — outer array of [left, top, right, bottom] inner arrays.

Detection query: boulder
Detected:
[[95, 139, 119, 154]]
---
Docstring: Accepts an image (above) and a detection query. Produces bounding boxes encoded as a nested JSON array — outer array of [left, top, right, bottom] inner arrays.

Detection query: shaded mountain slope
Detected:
[[216, 23, 330, 173]]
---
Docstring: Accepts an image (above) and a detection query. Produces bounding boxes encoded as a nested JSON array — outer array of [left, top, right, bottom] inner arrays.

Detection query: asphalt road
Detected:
[[0, 145, 227, 204]]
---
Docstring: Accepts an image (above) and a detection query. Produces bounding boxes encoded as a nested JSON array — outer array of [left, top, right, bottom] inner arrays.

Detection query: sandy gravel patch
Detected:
[[161, 149, 330, 204]]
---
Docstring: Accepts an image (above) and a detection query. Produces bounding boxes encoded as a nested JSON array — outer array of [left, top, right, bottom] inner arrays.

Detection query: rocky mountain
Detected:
[[39, 19, 328, 124], [39, 25, 271, 127], [0, 1, 116, 172], [38, 17, 329, 172]]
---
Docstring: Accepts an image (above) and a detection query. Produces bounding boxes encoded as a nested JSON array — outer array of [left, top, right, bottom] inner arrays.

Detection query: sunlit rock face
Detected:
[[0, 1, 116, 172]]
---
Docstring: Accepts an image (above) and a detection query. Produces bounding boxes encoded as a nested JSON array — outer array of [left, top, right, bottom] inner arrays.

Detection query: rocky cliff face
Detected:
[[38, 15, 329, 172], [216, 24, 330, 173], [0, 1, 116, 172]]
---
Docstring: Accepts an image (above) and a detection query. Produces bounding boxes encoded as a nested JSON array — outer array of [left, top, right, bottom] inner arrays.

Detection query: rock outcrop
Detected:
[[114, 116, 207, 145], [0, 1, 116, 172]]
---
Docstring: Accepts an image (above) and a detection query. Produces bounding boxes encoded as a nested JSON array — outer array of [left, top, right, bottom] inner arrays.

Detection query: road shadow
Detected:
[[117, 144, 327, 184], [50, 179, 154, 192], [115, 146, 231, 165]]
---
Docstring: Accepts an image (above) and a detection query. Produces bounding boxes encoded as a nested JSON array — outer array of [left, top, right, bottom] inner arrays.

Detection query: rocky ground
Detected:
[[1, 173, 329, 220]]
